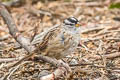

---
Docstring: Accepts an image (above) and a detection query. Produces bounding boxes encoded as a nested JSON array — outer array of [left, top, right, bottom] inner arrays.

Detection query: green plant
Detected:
[[109, 3, 120, 9]]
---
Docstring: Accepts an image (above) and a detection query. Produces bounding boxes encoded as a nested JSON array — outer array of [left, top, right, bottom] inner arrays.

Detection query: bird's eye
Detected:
[[69, 24, 74, 26]]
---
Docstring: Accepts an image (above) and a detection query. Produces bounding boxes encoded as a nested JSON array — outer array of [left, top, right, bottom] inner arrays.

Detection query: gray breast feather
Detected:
[[60, 34, 65, 44]]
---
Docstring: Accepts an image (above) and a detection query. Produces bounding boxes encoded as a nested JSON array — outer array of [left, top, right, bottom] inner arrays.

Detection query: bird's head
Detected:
[[63, 17, 80, 28]]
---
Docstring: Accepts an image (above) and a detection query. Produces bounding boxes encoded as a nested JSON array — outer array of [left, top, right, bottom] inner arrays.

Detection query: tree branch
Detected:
[[0, 3, 34, 53]]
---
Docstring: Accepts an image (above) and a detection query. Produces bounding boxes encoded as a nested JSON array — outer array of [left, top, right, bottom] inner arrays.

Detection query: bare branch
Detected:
[[0, 3, 34, 53], [0, 57, 21, 63], [90, 52, 120, 60]]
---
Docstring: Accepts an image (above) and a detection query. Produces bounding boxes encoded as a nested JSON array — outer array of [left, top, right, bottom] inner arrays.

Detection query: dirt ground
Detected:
[[0, 0, 120, 80]]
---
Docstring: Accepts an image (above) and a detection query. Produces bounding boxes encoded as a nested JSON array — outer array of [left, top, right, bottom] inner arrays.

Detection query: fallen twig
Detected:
[[0, 57, 21, 63], [0, 34, 10, 41], [0, 3, 34, 53], [3, 65, 20, 80], [90, 52, 120, 60]]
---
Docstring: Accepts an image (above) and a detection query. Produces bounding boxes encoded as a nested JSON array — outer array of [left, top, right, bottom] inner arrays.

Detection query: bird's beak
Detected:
[[75, 23, 80, 27]]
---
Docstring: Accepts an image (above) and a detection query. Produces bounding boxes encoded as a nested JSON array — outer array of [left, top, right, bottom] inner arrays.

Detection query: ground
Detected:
[[0, 0, 120, 80]]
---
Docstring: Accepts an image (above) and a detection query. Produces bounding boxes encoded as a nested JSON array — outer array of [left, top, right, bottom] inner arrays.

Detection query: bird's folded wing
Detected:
[[32, 25, 64, 53], [31, 24, 60, 45]]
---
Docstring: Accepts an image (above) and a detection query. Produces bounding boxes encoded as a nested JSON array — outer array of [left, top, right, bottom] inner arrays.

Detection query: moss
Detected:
[[109, 3, 120, 9]]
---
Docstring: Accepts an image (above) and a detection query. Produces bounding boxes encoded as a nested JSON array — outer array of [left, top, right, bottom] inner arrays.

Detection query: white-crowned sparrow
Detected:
[[31, 17, 80, 59]]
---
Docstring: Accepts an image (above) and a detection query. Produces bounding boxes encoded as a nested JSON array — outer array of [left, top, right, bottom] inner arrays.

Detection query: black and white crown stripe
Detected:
[[63, 17, 78, 25]]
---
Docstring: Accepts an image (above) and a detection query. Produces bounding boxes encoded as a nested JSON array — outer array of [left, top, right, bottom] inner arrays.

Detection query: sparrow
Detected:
[[31, 17, 80, 59]]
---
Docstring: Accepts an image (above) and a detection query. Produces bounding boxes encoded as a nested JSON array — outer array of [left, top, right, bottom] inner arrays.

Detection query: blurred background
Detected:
[[0, 0, 120, 80]]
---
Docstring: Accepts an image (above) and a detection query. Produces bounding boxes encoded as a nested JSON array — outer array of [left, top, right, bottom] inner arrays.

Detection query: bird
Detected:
[[31, 17, 81, 59]]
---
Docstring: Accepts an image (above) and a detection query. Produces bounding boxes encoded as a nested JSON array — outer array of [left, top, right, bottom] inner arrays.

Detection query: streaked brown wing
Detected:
[[35, 26, 63, 52]]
